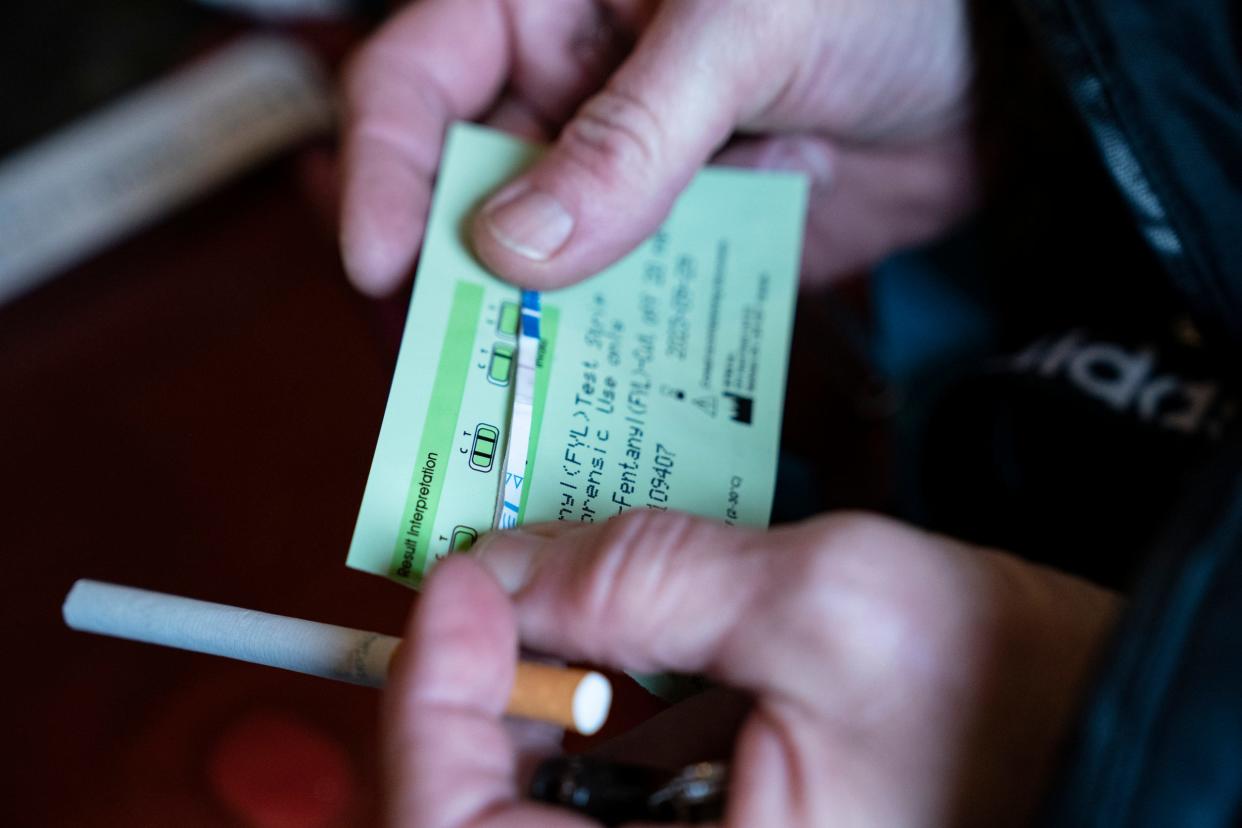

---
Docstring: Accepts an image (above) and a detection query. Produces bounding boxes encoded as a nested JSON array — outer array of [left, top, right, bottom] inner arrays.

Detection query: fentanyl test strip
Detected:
[[494, 290, 542, 530], [62, 579, 611, 735], [348, 123, 807, 587]]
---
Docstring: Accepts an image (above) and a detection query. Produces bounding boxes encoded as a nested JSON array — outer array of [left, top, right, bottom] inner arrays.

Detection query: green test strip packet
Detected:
[[348, 123, 807, 587]]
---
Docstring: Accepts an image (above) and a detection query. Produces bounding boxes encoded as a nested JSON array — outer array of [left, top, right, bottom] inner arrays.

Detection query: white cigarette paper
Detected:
[[61, 579, 611, 735], [63, 579, 398, 687]]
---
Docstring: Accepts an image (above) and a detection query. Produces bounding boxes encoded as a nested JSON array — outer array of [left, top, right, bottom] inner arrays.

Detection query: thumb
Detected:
[[471, 0, 790, 289]]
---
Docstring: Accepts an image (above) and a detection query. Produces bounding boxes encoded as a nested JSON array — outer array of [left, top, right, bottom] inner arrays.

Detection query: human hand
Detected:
[[383, 510, 1118, 826], [341, 0, 981, 296]]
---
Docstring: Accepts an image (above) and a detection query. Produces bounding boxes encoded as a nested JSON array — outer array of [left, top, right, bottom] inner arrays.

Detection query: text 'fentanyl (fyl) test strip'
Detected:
[[348, 123, 808, 587]]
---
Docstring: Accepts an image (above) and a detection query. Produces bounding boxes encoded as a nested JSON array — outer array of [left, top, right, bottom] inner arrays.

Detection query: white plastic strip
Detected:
[[0, 36, 334, 305], [493, 290, 541, 529]]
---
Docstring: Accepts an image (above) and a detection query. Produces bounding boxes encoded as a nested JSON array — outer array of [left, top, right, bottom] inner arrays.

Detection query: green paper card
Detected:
[[348, 123, 806, 587]]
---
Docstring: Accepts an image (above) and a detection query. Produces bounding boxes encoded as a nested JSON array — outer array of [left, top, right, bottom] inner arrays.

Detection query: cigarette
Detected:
[[62, 579, 611, 736]]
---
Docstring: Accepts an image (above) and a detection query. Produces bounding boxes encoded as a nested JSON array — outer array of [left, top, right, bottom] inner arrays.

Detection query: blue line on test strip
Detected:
[[520, 291, 541, 337]]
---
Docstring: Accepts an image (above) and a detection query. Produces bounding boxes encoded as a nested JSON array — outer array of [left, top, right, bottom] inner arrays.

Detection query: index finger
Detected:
[[340, 0, 511, 295], [384, 556, 592, 828]]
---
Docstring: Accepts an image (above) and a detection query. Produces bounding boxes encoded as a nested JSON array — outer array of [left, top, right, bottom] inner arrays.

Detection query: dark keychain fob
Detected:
[[529, 756, 728, 825]]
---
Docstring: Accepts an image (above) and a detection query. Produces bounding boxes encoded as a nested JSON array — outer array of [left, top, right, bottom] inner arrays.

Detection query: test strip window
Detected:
[[469, 423, 500, 472], [497, 301, 520, 336], [450, 525, 478, 552], [488, 342, 515, 386]]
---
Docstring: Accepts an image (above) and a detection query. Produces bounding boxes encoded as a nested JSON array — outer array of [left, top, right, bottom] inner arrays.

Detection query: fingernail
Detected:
[[472, 530, 542, 593], [762, 138, 834, 192], [340, 220, 406, 297], [482, 186, 574, 261]]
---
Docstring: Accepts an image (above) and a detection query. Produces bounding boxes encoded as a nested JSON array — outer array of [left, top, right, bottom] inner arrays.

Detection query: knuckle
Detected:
[[340, 40, 397, 111], [783, 514, 950, 671], [809, 511, 911, 566], [565, 511, 707, 643], [774, 512, 917, 627], [560, 86, 665, 187]]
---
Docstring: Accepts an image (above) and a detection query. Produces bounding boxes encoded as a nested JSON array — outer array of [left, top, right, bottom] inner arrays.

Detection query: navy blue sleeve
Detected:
[[1040, 440, 1242, 826]]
